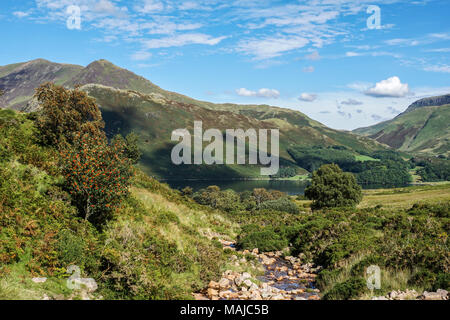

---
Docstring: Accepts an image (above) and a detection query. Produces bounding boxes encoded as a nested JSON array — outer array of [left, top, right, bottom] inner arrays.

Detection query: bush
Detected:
[[60, 132, 133, 226], [323, 277, 366, 300], [260, 198, 299, 214], [34, 83, 104, 146], [305, 164, 362, 210], [237, 225, 288, 252]]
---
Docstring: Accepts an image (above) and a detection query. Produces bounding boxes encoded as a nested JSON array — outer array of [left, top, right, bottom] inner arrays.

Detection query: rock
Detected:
[[223, 270, 233, 276], [32, 277, 47, 283], [219, 290, 233, 299], [241, 272, 251, 280], [252, 248, 259, 255], [208, 280, 219, 289], [437, 289, 448, 299], [234, 277, 243, 286], [243, 279, 253, 287], [219, 278, 230, 290], [250, 291, 262, 300], [249, 283, 259, 292], [207, 287, 218, 298], [307, 295, 320, 300], [193, 293, 209, 300], [42, 294, 50, 300], [72, 278, 98, 292], [271, 294, 285, 300], [294, 297, 307, 300], [372, 296, 389, 300], [422, 290, 448, 300]]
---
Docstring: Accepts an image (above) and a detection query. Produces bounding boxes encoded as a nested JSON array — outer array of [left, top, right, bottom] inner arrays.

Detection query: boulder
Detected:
[[219, 278, 231, 290], [208, 280, 219, 289]]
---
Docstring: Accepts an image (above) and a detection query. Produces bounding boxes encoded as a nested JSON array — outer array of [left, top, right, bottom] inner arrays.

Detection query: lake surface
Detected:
[[165, 180, 309, 195], [164, 180, 410, 195]]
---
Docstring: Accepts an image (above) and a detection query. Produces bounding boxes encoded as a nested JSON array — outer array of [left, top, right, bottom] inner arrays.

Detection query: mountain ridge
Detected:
[[0, 58, 389, 178], [353, 94, 450, 156]]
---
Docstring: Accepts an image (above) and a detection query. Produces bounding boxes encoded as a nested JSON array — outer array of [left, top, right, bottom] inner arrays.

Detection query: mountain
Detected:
[[354, 95, 450, 156], [0, 59, 385, 179]]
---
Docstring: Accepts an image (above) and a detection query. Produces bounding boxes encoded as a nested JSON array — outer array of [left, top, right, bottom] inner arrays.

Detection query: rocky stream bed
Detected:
[[193, 240, 321, 301]]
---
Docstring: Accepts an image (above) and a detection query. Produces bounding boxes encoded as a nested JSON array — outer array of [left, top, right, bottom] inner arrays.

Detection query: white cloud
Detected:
[[341, 98, 363, 105], [143, 33, 227, 49], [385, 38, 421, 46], [135, 0, 164, 14], [423, 65, 450, 73], [364, 76, 411, 98], [299, 93, 317, 102], [345, 51, 361, 57], [236, 88, 280, 98], [302, 66, 315, 73], [237, 36, 309, 60], [131, 51, 152, 61], [13, 11, 30, 18], [304, 50, 321, 61]]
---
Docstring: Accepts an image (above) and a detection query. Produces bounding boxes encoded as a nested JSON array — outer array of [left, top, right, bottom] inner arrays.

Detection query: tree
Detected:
[[111, 132, 142, 164], [60, 132, 133, 225], [34, 83, 104, 146], [305, 164, 362, 210]]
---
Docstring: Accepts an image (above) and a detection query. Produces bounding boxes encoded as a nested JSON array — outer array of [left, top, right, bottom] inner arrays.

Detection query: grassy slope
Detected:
[[354, 96, 450, 156], [0, 109, 239, 300], [1, 59, 386, 179], [81, 83, 384, 179]]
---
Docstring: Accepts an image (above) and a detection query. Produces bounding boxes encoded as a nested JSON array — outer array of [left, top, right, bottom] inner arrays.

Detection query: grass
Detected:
[[0, 260, 71, 300], [355, 155, 379, 162], [359, 183, 450, 209]]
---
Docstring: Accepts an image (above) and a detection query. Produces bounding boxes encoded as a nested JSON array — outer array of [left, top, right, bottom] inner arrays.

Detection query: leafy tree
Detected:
[[60, 132, 133, 225], [111, 132, 142, 164], [252, 188, 284, 207], [305, 164, 362, 210], [34, 83, 104, 146]]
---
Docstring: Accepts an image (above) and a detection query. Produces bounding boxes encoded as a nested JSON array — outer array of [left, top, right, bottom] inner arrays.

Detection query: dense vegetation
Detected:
[[231, 200, 449, 299], [0, 83, 448, 300], [0, 85, 234, 300], [304, 164, 362, 210], [191, 186, 299, 214], [411, 156, 450, 182], [288, 146, 412, 187]]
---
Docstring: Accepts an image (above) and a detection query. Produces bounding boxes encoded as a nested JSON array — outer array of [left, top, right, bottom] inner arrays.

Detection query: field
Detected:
[[359, 184, 450, 209]]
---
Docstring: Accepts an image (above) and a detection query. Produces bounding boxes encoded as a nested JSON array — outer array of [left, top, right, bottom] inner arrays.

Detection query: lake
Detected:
[[165, 180, 309, 195], [164, 180, 410, 195]]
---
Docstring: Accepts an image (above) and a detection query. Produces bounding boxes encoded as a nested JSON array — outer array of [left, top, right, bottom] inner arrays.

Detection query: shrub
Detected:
[[60, 132, 133, 226], [323, 277, 366, 300], [237, 227, 288, 252], [111, 133, 142, 164], [305, 164, 362, 210], [260, 198, 299, 214], [34, 83, 104, 146]]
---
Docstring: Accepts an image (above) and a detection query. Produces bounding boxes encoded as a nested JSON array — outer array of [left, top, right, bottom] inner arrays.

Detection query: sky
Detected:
[[1, 0, 449, 130]]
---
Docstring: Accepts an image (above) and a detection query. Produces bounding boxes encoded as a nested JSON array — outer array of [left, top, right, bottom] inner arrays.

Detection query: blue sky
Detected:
[[1, 0, 449, 130]]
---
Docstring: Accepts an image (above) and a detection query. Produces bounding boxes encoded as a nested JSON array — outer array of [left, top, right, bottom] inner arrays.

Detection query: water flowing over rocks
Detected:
[[194, 239, 321, 300]]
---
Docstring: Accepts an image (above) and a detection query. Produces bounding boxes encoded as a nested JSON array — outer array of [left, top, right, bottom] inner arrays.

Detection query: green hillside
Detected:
[[0, 59, 385, 179], [354, 95, 450, 156]]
